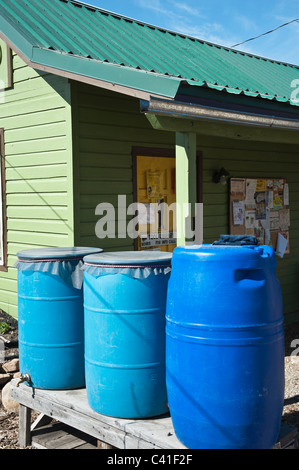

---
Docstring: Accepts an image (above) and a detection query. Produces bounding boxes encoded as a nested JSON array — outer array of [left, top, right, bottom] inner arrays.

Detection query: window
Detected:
[[0, 129, 7, 271]]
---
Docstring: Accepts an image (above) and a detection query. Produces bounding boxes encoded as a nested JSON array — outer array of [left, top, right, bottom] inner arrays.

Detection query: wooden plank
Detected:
[[7, 192, 68, 206], [79, 167, 132, 181], [11, 384, 128, 449], [125, 417, 181, 450], [2, 108, 66, 131], [6, 164, 68, 181], [7, 219, 70, 235], [79, 153, 132, 169], [80, 181, 132, 195], [5, 150, 68, 167], [0, 288, 17, 305], [7, 206, 69, 220], [31, 414, 53, 432], [5, 123, 67, 144], [0, 95, 68, 120], [0, 277, 17, 292], [19, 404, 31, 448], [6, 177, 68, 194], [7, 230, 70, 245], [10, 380, 185, 449], [32, 423, 98, 450], [5, 136, 68, 156]]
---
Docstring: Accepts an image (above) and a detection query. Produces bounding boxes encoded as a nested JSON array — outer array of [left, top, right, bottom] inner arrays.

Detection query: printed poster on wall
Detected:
[[230, 178, 290, 257]]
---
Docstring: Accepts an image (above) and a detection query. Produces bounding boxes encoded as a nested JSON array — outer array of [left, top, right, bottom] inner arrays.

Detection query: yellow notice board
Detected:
[[230, 178, 290, 254]]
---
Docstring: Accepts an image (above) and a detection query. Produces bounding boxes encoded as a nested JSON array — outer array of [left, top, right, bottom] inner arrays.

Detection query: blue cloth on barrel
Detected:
[[213, 235, 259, 246]]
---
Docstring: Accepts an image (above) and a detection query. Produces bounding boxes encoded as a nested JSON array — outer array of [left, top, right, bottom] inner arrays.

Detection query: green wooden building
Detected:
[[0, 0, 299, 322]]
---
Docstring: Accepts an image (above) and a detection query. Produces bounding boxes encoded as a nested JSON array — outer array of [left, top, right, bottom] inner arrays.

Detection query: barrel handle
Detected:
[[235, 269, 265, 282], [256, 247, 272, 258]]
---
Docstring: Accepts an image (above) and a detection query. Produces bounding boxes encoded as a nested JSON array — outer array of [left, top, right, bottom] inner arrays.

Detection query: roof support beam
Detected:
[[175, 132, 191, 246], [175, 132, 202, 246]]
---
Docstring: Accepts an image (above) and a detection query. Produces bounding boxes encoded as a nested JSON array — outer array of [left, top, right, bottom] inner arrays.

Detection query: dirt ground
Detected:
[[0, 311, 299, 449]]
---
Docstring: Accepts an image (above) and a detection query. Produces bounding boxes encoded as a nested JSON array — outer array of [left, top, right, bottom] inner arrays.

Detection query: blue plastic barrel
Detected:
[[17, 247, 103, 390], [166, 245, 285, 449], [83, 251, 172, 418]]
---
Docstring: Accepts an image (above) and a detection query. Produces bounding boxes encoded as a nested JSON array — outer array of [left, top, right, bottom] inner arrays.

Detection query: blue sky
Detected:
[[85, 0, 299, 65]]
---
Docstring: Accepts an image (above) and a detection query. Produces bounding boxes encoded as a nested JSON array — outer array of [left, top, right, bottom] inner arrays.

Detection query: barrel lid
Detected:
[[83, 251, 172, 266], [173, 244, 274, 260], [17, 247, 103, 261]]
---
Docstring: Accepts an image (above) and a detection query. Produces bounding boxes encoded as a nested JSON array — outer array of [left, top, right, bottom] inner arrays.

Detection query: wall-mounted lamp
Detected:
[[213, 168, 230, 185]]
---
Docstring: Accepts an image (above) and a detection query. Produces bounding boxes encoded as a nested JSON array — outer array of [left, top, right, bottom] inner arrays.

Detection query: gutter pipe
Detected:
[[140, 98, 299, 131]]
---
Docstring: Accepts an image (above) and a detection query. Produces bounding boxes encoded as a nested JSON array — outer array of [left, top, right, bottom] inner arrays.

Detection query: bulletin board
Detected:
[[230, 178, 290, 254]]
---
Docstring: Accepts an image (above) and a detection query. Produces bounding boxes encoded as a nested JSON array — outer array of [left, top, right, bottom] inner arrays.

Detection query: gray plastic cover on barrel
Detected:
[[82, 251, 172, 279], [15, 247, 103, 289], [17, 247, 102, 260]]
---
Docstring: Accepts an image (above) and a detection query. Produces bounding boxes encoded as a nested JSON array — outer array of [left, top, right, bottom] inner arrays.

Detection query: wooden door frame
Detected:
[[132, 146, 203, 250]]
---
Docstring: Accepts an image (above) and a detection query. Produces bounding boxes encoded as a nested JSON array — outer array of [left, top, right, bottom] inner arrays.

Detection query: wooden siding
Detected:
[[73, 83, 299, 322], [0, 52, 74, 318]]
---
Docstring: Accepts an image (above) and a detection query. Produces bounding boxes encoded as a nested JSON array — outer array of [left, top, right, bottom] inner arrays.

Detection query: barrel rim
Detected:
[[173, 244, 275, 259], [83, 251, 172, 266], [17, 247, 103, 261]]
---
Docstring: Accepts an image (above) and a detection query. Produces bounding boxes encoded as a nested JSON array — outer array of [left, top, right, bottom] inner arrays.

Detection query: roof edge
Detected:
[[32, 47, 181, 98], [0, 15, 33, 60], [0, 31, 181, 100]]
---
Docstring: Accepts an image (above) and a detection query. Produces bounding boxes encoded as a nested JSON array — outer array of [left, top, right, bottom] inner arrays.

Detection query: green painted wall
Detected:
[[0, 51, 74, 318], [71, 81, 175, 251], [72, 83, 299, 323]]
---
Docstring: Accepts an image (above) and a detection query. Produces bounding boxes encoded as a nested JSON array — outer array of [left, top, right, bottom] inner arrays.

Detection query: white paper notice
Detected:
[[270, 211, 279, 231], [264, 229, 271, 246], [245, 210, 257, 229], [279, 209, 290, 230], [233, 200, 244, 225], [260, 209, 270, 230], [245, 179, 257, 208], [276, 232, 288, 258], [268, 191, 273, 209]]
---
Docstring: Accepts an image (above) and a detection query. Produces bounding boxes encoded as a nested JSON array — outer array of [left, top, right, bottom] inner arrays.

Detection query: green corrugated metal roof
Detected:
[[1, 0, 299, 105]]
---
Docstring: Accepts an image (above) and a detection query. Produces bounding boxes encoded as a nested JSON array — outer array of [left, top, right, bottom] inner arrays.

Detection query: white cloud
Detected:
[[133, 0, 239, 48], [172, 2, 204, 18], [135, 0, 204, 29], [135, 0, 169, 16], [233, 14, 259, 33]]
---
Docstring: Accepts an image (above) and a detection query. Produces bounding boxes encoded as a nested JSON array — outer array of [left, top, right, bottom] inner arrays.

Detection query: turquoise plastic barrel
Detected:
[[17, 247, 102, 390], [166, 245, 285, 449], [83, 251, 172, 418]]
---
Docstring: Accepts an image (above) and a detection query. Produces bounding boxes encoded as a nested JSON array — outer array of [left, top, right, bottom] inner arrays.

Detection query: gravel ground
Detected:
[[281, 320, 299, 438], [0, 312, 299, 449]]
